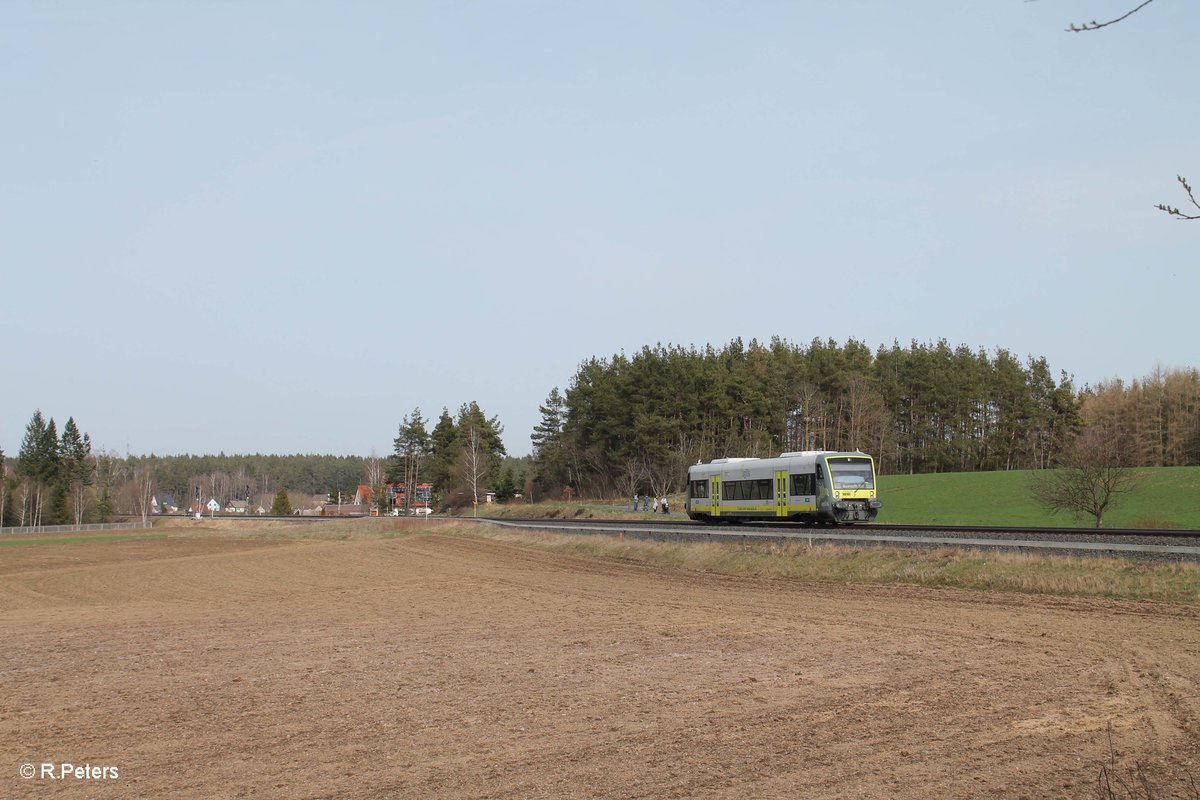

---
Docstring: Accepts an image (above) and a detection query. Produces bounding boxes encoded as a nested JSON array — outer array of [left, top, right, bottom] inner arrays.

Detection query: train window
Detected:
[[689, 480, 708, 499], [721, 479, 773, 501], [829, 457, 874, 490], [790, 473, 816, 496]]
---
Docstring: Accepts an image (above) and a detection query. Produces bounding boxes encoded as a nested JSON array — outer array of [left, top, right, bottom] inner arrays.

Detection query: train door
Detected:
[[815, 460, 833, 523], [710, 475, 721, 518], [775, 470, 788, 517]]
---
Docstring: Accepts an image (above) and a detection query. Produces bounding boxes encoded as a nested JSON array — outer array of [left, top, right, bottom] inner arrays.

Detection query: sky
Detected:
[[2, 1, 1196, 460]]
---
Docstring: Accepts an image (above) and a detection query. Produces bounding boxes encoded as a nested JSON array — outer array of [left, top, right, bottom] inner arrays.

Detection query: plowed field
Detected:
[[2, 525, 1197, 798]]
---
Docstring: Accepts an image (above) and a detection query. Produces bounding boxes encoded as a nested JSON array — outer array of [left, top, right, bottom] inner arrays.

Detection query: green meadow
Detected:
[[0, 533, 168, 547], [875, 467, 1200, 529]]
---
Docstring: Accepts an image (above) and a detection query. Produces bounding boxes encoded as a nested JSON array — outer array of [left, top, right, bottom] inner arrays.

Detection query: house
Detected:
[[225, 500, 249, 514], [384, 482, 433, 512], [151, 495, 178, 514]]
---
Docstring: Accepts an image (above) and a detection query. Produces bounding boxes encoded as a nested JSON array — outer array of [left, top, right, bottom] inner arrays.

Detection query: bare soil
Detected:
[[2, 526, 1197, 799]]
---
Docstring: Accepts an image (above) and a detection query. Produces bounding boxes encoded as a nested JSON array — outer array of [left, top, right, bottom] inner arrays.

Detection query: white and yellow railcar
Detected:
[[685, 451, 881, 525]]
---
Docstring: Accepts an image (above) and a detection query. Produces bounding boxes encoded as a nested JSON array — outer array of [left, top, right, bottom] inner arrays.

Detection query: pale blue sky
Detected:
[[2, 1, 1195, 458]]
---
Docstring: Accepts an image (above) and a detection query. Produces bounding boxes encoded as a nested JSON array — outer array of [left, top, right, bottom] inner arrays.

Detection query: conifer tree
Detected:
[[387, 408, 430, 513], [18, 410, 59, 527], [59, 417, 93, 525], [271, 488, 292, 516], [424, 408, 459, 503], [530, 387, 569, 496]]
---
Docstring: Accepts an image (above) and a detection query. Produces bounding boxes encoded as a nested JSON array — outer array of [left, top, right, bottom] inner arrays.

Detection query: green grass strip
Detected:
[[0, 533, 168, 547]]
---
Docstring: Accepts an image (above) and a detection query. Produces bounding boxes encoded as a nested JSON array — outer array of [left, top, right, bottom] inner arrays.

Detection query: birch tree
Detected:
[[459, 426, 485, 513], [132, 465, 156, 525], [0, 446, 7, 526]]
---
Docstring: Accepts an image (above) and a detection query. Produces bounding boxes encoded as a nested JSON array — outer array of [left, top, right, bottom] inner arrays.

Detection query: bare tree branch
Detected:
[[1064, 0, 1156, 32], [1156, 175, 1200, 220], [1049, 2, 1196, 221]]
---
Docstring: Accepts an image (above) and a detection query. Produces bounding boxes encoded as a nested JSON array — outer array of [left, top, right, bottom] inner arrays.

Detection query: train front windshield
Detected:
[[828, 457, 874, 490]]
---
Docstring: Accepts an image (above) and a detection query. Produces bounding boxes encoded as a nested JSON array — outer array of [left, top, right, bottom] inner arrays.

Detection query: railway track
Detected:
[[479, 517, 1200, 562]]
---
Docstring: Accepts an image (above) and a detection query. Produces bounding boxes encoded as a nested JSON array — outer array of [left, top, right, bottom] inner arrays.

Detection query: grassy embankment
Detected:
[[473, 523, 1200, 604]]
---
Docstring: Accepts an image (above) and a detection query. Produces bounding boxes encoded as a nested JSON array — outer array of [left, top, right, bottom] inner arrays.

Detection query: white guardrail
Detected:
[[1, 521, 154, 535]]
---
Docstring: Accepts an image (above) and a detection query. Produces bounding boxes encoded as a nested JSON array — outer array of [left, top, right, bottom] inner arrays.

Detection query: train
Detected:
[[685, 450, 881, 525]]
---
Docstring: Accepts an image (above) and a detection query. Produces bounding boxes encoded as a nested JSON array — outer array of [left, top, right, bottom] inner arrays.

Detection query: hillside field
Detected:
[[877, 467, 1200, 529]]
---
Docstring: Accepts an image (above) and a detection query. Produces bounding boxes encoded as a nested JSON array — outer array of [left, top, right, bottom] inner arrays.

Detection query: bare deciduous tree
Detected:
[[17, 478, 31, 527], [136, 466, 156, 525], [459, 427, 485, 514], [71, 479, 88, 526], [0, 462, 7, 528], [1030, 431, 1142, 528], [207, 471, 232, 509], [614, 458, 649, 504]]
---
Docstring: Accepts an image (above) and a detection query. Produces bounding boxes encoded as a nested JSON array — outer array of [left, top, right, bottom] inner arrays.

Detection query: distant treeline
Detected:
[[126, 453, 369, 507], [527, 338, 1200, 499], [6, 338, 1198, 523]]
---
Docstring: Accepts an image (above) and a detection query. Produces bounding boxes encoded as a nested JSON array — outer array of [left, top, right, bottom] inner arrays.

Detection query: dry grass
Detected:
[[1129, 515, 1176, 530], [1097, 723, 1200, 799], [143, 516, 1200, 604], [463, 524, 1200, 605], [150, 515, 453, 540]]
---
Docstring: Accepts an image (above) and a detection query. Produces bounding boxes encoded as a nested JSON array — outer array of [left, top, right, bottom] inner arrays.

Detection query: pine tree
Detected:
[[59, 417, 93, 525], [270, 488, 292, 516], [386, 408, 430, 513], [530, 388, 570, 496], [425, 408, 460, 499], [18, 410, 60, 527]]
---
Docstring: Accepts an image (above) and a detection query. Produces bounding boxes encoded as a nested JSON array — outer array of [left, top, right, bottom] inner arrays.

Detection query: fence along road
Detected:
[[1, 521, 155, 536]]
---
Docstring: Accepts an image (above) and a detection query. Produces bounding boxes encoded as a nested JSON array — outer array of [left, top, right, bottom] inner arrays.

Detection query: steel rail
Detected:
[[477, 518, 1200, 560], [483, 517, 1200, 537]]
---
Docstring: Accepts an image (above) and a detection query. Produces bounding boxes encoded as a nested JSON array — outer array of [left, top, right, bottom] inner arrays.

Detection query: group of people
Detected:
[[632, 494, 670, 514]]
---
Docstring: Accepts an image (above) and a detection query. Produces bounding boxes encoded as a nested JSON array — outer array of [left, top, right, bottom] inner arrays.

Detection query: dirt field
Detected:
[[2, 524, 1197, 799]]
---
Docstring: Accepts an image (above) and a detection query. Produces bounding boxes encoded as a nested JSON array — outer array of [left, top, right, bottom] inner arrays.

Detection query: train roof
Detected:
[[696, 450, 865, 464]]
